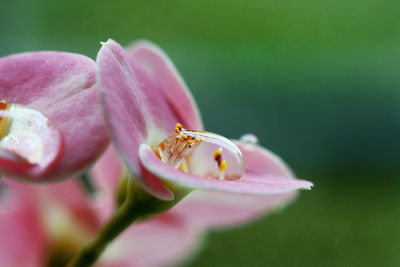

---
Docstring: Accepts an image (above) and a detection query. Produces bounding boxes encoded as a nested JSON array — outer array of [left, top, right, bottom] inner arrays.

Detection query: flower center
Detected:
[[154, 123, 245, 180], [0, 100, 58, 165]]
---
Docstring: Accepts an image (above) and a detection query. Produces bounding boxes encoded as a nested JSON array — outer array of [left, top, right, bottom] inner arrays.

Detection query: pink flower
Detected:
[[0, 40, 313, 266], [96, 39, 312, 201], [0, 142, 307, 267], [0, 169, 200, 267], [88, 137, 303, 264], [93, 142, 299, 233], [91, 148, 203, 266], [0, 52, 109, 181], [90, 145, 301, 266], [0, 178, 97, 266]]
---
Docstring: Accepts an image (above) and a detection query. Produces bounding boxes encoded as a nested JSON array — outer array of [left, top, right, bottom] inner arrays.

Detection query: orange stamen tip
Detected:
[[160, 141, 166, 151], [0, 100, 7, 110], [213, 148, 222, 160], [175, 123, 182, 130], [220, 160, 227, 171]]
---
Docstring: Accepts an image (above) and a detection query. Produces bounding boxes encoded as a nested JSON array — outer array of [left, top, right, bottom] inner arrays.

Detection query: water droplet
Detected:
[[240, 133, 259, 145], [155, 124, 245, 180]]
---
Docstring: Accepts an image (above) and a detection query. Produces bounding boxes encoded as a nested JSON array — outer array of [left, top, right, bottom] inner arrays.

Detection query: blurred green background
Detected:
[[1, 0, 400, 266]]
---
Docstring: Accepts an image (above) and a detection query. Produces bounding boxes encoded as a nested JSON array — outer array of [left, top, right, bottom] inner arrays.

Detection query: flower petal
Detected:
[[234, 140, 295, 178], [42, 179, 100, 233], [129, 40, 203, 130], [90, 152, 204, 267], [97, 213, 203, 267], [173, 190, 297, 229], [0, 178, 100, 266], [0, 104, 63, 178], [90, 146, 124, 197], [0, 147, 36, 176], [139, 143, 313, 195], [0, 180, 46, 266], [171, 142, 300, 228], [97, 39, 177, 200], [92, 146, 295, 229], [0, 52, 109, 181]]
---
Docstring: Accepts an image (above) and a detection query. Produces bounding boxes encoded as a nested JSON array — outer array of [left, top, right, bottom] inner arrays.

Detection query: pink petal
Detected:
[[0, 147, 37, 177], [90, 146, 125, 223], [0, 52, 109, 181], [0, 180, 46, 266], [129, 40, 203, 130], [172, 142, 301, 228], [97, 213, 202, 267], [91, 159, 204, 267], [0, 105, 63, 178], [42, 179, 100, 233], [97, 39, 181, 200], [90, 146, 124, 197], [173, 190, 296, 229], [139, 143, 313, 195], [234, 140, 295, 178], [0, 178, 102, 266]]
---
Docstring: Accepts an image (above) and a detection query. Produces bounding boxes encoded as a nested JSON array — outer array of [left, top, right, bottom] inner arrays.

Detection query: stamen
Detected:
[[213, 148, 222, 161], [213, 148, 228, 180], [179, 135, 187, 142], [219, 160, 227, 180], [0, 100, 10, 139], [154, 123, 245, 180], [0, 100, 7, 110], [220, 160, 227, 171], [174, 123, 183, 134]]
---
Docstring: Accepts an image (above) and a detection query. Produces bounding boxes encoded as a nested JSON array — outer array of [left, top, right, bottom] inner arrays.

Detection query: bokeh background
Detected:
[[1, 0, 400, 266]]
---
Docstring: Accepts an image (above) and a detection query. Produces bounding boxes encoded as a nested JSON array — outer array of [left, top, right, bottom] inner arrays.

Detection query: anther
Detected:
[[220, 160, 227, 171], [174, 123, 183, 134], [179, 135, 187, 142], [0, 100, 9, 138], [218, 160, 227, 180], [159, 141, 166, 151], [0, 100, 7, 110], [154, 123, 245, 180], [213, 148, 228, 180], [213, 148, 222, 161]]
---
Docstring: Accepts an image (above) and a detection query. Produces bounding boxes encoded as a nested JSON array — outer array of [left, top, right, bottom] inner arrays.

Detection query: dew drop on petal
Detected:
[[155, 124, 245, 180], [240, 133, 259, 145], [0, 100, 60, 166]]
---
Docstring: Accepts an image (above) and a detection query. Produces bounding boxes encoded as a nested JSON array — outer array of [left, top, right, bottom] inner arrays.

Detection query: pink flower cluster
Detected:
[[0, 39, 312, 266]]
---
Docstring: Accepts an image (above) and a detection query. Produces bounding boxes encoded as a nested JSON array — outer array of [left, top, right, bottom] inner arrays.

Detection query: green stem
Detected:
[[67, 172, 190, 267], [67, 180, 140, 267]]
